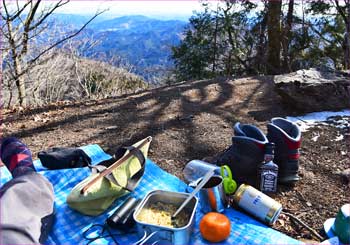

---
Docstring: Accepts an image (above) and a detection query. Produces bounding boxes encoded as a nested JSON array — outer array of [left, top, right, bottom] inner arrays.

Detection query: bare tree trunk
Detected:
[[282, 0, 294, 72], [4, 11, 27, 106], [334, 0, 350, 69], [212, 4, 219, 74], [345, 0, 350, 69], [267, 0, 282, 75], [12, 44, 27, 106], [212, 10, 219, 74], [256, 3, 268, 72], [1, 0, 105, 106], [226, 53, 232, 76], [6, 78, 13, 108], [16, 73, 26, 106]]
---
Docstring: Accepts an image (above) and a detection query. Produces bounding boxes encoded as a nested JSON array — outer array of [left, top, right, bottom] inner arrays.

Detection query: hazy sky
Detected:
[[53, 1, 205, 20]]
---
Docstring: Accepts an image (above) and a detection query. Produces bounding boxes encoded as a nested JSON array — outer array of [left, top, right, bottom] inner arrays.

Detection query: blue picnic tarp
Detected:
[[0, 144, 301, 245]]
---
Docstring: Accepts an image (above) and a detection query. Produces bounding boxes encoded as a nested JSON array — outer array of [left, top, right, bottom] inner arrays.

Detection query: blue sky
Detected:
[[53, 1, 205, 20]]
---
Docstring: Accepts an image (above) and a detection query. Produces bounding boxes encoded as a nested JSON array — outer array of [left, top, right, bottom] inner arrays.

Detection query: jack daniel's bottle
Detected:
[[258, 142, 278, 193]]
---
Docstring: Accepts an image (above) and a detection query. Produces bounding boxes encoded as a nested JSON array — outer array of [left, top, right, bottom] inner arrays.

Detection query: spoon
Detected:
[[171, 169, 214, 226]]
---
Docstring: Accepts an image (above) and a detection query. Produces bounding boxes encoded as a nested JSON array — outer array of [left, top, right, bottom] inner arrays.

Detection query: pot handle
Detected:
[[133, 231, 158, 245]]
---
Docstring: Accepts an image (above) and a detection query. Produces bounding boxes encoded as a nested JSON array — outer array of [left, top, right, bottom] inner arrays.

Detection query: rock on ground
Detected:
[[274, 69, 350, 113]]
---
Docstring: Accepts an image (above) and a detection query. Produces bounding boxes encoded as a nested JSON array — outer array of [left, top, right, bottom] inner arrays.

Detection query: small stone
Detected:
[[105, 126, 118, 130], [335, 168, 350, 183], [306, 202, 312, 207], [303, 170, 315, 179]]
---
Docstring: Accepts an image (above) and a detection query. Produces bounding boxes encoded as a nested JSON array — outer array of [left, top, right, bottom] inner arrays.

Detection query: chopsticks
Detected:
[[81, 137, 151, 194]]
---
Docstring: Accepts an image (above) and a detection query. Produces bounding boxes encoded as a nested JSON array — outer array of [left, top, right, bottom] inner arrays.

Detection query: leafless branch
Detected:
[[282, 211, 324, 241], [28, 0, 69, 32], [26, 9, 107, 67], [1, 0, 30, 21]]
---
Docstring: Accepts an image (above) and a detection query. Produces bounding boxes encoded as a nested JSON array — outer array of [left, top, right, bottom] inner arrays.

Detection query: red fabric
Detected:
[[254, 141, 265, 150], [9, 153, 30, 171], [288, 153, 300, 160], [284, 135, 301, 149]]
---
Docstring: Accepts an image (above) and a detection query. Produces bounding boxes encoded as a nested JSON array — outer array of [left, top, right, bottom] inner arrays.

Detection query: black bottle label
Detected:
[[259, 169, 278, 193]]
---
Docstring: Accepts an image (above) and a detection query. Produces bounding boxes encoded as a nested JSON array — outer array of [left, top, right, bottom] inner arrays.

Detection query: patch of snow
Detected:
[[333, 135, 344, 141], [311, 132, 320, 142], [287, 110, 350, 123], [336, 124, 349, 129], [286, 110, 350, 132]]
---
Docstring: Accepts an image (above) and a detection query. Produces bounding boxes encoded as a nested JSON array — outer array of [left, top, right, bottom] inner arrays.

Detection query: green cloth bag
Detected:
[[67, 137, 151, 216]]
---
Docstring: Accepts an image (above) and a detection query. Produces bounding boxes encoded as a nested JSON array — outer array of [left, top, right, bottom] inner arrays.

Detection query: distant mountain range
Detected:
[[50, 14, 188, 83]]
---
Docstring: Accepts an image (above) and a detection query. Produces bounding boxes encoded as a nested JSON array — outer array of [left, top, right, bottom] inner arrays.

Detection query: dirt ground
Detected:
[[1, 76, 349, 242]]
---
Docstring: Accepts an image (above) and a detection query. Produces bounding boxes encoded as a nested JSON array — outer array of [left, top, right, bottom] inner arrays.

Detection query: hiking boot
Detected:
[[213, 122, 268, 187], [267, 118, 301, 185]]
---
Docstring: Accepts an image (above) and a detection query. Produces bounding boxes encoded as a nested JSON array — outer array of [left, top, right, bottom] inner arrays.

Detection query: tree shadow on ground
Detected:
[[6, 76, 288, 163]]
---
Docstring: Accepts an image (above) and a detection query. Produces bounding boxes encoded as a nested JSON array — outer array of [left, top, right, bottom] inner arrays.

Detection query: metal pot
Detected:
[[133, 190, 198, 245]]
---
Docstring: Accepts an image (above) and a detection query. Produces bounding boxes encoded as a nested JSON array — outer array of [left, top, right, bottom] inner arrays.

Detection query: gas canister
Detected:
[[233, 184, 282, 225]]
